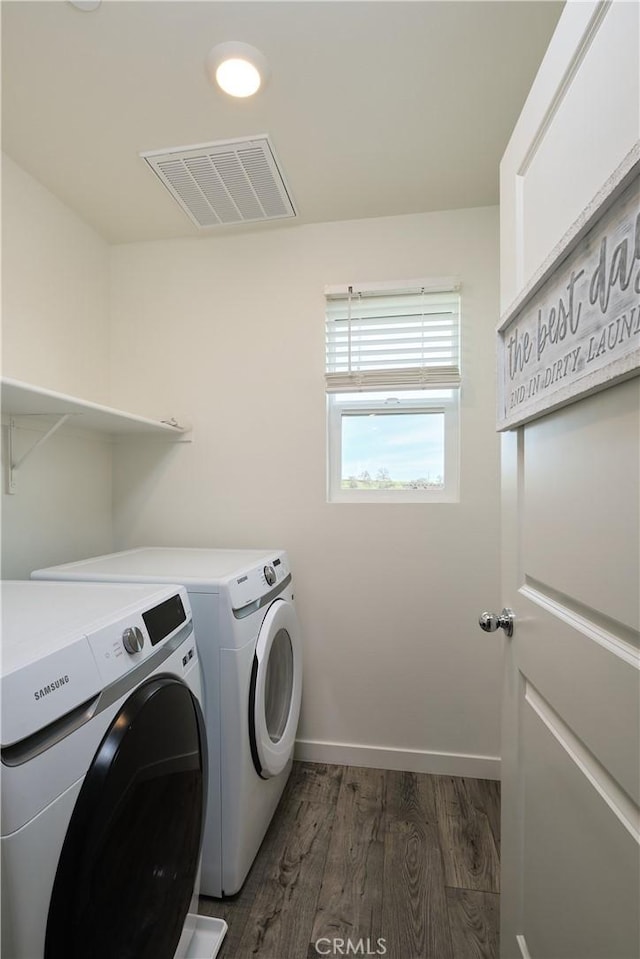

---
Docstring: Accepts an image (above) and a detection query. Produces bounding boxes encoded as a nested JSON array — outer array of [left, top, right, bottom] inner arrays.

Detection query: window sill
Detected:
[[328, 488, 459, 504]]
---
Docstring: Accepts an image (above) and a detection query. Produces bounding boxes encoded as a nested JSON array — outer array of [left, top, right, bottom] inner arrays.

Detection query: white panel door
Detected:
[[498, 4, 640, 958]]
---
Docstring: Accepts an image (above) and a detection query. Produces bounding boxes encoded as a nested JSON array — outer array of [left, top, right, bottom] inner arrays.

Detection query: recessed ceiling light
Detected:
[[206, 42, 269, 98]]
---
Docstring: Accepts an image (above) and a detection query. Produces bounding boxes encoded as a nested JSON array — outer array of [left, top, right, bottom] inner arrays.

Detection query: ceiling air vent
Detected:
[[140, 135, 296, 228]]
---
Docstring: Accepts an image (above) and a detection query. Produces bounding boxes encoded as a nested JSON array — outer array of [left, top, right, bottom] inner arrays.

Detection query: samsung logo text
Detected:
[[34, 676, 70, 701]]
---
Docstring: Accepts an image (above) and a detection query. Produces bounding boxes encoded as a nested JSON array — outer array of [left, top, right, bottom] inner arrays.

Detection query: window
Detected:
[[325, 280, 461, 503]]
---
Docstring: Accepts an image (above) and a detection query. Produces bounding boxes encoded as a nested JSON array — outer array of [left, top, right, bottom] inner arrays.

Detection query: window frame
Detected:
[[325, 277, 462, 505], [327, 389, 460, 504]]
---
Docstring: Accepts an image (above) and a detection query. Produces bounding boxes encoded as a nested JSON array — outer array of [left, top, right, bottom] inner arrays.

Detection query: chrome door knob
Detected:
[[479, 608, 515, 637]]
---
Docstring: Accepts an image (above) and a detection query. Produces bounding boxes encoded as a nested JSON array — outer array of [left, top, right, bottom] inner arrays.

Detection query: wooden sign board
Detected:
[[497, 146, 640, 431]]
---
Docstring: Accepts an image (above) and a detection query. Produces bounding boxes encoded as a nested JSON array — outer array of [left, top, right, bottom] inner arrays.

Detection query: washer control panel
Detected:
[[1, 583, 193, 749], [88, 587, 192, 686]]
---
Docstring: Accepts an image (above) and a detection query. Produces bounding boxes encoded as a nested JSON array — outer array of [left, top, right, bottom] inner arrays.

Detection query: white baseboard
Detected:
[[294, 738, 501, 781]]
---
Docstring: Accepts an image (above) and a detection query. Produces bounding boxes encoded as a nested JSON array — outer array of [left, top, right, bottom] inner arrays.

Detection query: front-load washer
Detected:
[[33, 548, 303, 897], [1, 580, 227, 959]]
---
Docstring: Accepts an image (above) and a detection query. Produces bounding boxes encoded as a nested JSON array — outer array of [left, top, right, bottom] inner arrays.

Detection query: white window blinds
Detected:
[[325, 283, 461, 392]]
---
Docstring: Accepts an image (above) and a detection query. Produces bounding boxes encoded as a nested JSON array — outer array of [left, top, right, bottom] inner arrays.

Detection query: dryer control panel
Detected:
[[228, 553, 290, 612]]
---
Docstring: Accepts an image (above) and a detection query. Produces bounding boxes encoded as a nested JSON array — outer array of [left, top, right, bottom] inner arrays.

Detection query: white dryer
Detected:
[[33, 548, 304, 898], [1, 580, 226, 959]]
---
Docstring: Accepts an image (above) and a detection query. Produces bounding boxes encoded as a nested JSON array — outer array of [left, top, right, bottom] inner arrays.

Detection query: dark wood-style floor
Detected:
[[199, 762, 500, 959]]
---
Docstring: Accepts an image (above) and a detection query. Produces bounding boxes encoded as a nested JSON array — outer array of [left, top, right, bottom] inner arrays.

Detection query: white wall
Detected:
[[1, 156, 114, 577], [2, 155, 111, 401], [1, 157, 503, 772], [110, 207, 503, 775]]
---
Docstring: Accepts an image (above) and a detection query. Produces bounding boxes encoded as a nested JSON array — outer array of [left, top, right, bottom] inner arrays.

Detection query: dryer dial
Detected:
[[263, 565, 277, 586], [122, 626, 144, 655]]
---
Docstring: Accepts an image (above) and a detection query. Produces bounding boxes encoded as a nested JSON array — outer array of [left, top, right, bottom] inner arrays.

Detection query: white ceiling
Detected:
[[1, 0, 564, 244]]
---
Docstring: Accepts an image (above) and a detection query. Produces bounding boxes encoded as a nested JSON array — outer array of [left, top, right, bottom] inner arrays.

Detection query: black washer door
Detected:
[[45, 675, 207, 959]]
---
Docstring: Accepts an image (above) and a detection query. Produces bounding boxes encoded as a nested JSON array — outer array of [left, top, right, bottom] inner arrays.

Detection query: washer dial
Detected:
[[122, 626, 144, 654]]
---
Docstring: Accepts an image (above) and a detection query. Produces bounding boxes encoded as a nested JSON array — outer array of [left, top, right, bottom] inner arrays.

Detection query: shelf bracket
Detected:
[[7, 414, 72, 494]]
